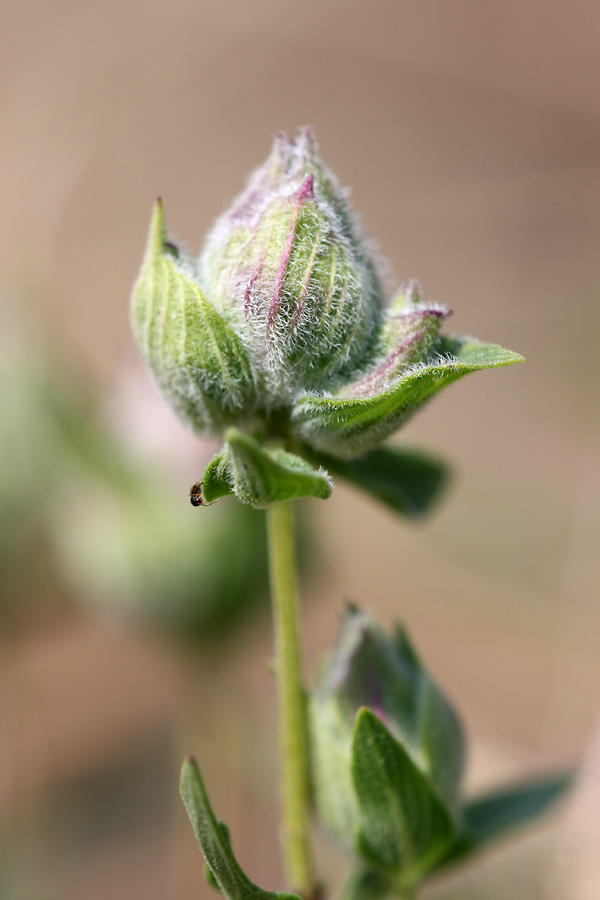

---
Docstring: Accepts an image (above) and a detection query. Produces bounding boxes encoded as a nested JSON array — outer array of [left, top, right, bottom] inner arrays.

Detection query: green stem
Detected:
[[267, 502, 313, 897]]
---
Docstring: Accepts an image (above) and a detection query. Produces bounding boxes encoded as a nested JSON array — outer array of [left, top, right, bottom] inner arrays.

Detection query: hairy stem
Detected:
[[267, 502, 313, 896]]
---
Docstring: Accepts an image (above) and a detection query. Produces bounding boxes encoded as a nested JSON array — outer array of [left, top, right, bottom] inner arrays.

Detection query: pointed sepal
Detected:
[[201, 429, 332, 509], [352, 709, 455, 887], [180, 756, 301, 900], [131, 200, 257, 435], [202, 447, 235, 504], [293, 337, 524, 458], [374, 280, 451, 378]]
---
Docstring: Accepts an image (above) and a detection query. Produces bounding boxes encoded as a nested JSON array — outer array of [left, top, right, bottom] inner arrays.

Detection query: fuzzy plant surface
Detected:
[[309, 607, 569, 899], [130, 128, 569, 900], [131, 127, 522, 513]]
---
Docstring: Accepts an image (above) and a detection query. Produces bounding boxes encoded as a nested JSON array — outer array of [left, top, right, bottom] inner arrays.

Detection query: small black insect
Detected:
[[189, 481, 203, 507], [163, 240, 180, 259]]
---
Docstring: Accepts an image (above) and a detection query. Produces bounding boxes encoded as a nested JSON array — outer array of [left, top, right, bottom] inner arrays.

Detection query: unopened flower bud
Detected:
[[310, 606, 465, 852], [130, 128, 522, 508], [200, 127, 384, 401]]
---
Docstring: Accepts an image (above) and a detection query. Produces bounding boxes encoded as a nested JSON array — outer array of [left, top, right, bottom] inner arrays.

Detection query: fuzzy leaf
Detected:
[[371, 301, 451, 380], [131, 200, 256, 435], [336, 869, 391, 900], [205, 821, 231, 892], [437, 773, 572, 868], [219, 429, 332, 508], [180, 756, 300, 900], [293, 337, 524, 458], [352, 709, 455, 884], [202, 448, 235, 503], [310, 693, 361, 851], [303, 444, 450, 518]]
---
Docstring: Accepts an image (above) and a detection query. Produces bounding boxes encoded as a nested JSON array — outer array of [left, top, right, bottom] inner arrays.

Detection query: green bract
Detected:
[[131, 128, 523, 510], [310, 607, 465, 855], [309, 607, 570, 897]]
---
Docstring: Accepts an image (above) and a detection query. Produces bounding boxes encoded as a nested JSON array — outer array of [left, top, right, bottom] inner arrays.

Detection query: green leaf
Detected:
[[205, 820, 231, 892], [202, 448, 235, 503], [293, 337, 524, 458], [352, 708, 455, 886], [464, 774, 571, 841], [131, 200, 256, 434], [438, 773, 572, 868], [206, 862, 222, 892], [303, 444, 450, 518], [220, 428, 332, 508], [180, 756, 300, 900], [336, 868, 391, 900], [309, 693, 361, 852]]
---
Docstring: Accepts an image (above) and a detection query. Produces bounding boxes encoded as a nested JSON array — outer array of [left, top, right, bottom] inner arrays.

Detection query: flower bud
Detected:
[[310, 607, 465, 853], [131, 128, 522, 507], [200, 127, 384, 401]]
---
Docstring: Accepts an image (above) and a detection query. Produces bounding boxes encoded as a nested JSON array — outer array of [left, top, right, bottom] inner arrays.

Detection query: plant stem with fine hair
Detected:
[[267, 502, 313, 897]]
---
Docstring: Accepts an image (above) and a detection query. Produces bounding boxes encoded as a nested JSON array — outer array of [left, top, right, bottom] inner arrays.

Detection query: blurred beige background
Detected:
[[1, 2, 599, 899]]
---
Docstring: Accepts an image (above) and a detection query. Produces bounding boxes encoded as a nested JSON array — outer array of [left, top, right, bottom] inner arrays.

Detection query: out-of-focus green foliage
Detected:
[[0, 324, 269, 641], [54, 465, 269, 640], [301, 444, 450, 519]]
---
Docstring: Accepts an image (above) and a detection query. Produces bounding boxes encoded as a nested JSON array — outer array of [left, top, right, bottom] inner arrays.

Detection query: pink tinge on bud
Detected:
[[348, 328, 433, 398], [271, 130, 294, 163], [267, 174, 316, 327], [243, 246, 269, 319], [400, 279, 423, 305], [226, 134, 293, 227], [296, 124, 316, 157], [344, 304, 450, 399], [199, 126, 386, 401], [272, 130, 292, 149], [297, 172, 315, 203]]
